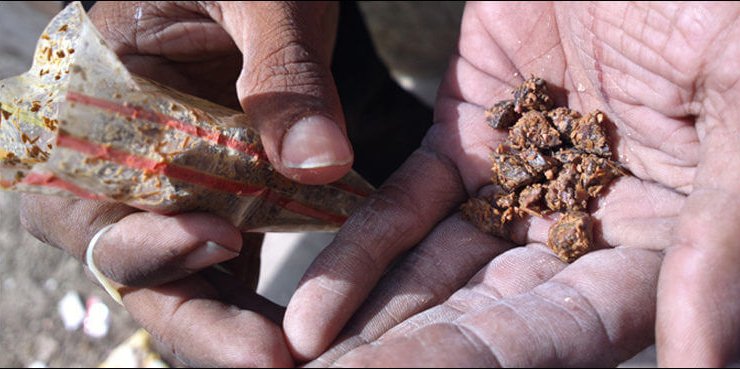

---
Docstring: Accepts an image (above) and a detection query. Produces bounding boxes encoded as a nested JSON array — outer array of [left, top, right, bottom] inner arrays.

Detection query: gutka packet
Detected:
[[0, 2, 372, 232]]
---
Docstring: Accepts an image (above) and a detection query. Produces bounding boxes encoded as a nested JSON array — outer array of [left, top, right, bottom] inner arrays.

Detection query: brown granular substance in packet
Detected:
[[461, 76, 627, 262]]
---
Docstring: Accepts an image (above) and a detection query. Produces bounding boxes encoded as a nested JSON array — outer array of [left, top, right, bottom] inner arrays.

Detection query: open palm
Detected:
[[286, 3, 740, 366]]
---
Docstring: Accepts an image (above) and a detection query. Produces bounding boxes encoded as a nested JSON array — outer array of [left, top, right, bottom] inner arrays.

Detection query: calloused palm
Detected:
[[285, 3, 740, 366]]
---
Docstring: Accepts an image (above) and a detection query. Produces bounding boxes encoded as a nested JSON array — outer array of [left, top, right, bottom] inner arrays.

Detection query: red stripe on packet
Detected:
[[21, 172, 103, 200], [66, 91, 265, 160], [262, 189, 348, 225], [328, 181, 371, 197], [56, 133, 347, 225]]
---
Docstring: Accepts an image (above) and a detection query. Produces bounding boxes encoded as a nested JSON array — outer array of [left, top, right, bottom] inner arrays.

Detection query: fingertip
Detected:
[[283, 312, 324, 362], [180, 241, 240, 271], [274, 161, 354, 185], [284, 285, 343, 361]]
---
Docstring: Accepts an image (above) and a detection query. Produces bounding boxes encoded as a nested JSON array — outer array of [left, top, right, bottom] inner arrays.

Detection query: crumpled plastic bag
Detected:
[[0, 2, 373, 232]]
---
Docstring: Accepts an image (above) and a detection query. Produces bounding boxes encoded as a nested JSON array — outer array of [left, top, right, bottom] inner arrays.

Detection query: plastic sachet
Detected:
[[0, 2, 373, 232]]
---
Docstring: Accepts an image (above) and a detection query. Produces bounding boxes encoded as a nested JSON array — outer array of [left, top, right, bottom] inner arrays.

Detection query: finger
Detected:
[[213, 2, 352, 185], [508, 175, 685, 249], [377, 243, 564, 342], [318, 178, 679, 365], [120, 274, 292, 367], [312, 234, 565, 367], [456, 248, 661, 367], [89, 2, 238, 59], [284, 148, 467, 360], [20, 195, 135, 258], [20, 194, 243, 287], [658, 124, 740, 366], [447, 174, 683, 271], [334, 248, 662, 367], [309, 215, 515, 365]]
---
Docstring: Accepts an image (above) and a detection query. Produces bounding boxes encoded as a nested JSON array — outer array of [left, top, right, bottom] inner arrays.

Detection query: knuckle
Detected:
[[452, 323, 503, 367]]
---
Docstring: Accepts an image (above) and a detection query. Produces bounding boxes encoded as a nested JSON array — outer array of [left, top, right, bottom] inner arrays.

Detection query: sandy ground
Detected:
[[0, 1, 665, 367]]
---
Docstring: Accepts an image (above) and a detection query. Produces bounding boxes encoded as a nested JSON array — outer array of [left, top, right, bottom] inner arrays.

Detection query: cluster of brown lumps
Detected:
[[461, 77, 626, 262]]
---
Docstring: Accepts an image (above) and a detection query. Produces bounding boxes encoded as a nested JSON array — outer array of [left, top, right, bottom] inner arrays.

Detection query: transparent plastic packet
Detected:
[[0, 2, 374, 232]]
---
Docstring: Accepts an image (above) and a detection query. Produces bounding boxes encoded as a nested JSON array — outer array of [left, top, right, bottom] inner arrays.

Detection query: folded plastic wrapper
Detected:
[[0, 2, 374, 232]]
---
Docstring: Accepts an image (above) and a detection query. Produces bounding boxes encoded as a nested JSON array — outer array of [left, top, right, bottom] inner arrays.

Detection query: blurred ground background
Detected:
[[0, 1, 660, 367]]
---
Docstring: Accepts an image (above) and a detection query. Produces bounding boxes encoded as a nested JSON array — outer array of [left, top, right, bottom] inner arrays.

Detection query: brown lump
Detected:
[[512, 76, 554, 113], [547, 211, 594, 263], [460, 197, 509, 238], [491, 151, 538, 191], [570, 110, 611, 157], [485, 100, 519, 129], [508, 111, 562, 149], [548, 107, 581, 139]]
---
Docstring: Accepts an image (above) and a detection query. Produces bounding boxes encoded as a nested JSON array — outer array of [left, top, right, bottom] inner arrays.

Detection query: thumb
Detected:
[[214, 2, 352, 185], [657, 109, 740, 365]]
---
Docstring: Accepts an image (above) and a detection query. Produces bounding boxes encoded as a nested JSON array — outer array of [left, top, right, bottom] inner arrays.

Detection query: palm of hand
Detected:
[[311, 3, 740, 367]]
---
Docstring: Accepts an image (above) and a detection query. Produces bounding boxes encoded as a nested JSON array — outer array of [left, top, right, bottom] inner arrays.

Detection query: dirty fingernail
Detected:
[[281, 115, 353, 169], [182, 241, 240, 271]]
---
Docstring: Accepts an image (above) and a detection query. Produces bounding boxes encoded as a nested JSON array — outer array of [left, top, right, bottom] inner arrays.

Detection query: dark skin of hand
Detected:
[[284, 3, 740, 367]]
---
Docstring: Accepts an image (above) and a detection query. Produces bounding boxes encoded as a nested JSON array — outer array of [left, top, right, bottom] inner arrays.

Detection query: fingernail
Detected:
[[281, 115, 353, 169], [182, 241, 239, 271]]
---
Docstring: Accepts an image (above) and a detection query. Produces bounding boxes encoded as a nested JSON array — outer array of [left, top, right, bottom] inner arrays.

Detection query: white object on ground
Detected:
[[83, 296, 110, 338], [57, 291, 85, 331]]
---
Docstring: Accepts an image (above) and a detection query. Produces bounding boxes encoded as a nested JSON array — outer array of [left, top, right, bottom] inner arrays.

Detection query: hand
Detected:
[[285, 2, 740, 366], [21, 1, 352, 366], [94, 1, 353, 184]]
